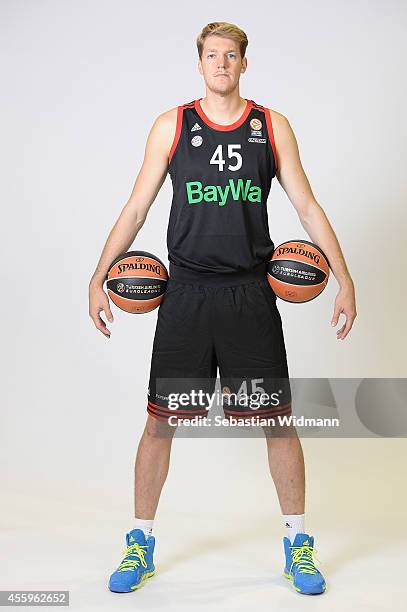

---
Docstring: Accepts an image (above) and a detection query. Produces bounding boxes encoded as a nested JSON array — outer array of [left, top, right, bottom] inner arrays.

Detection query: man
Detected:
[[89, 22, 356, 595]]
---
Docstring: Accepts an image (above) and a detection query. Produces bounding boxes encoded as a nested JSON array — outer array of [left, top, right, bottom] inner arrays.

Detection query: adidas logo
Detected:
[[191, 123, 202, 131], [129, 535, 135, 542], [285, 523, 291, 527], [304, 539, 309, 546]]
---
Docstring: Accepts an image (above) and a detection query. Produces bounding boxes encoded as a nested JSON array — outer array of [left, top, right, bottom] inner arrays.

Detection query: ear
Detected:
[[241, 57, 248, 73], [198, 59, 203, 75]]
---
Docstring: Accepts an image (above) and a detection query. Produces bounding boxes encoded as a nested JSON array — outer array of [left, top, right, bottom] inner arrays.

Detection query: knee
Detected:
[[144, 414, 177, 439], [262, 424, 299, 440]]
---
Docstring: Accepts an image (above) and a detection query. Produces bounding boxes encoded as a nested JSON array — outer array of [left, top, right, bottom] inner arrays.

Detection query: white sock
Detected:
[[283, 513, 305, 544], [134, 517, 154, 538]]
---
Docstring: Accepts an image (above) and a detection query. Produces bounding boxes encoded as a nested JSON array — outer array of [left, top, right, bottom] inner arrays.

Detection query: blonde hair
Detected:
[[196, 22, 248, 59]]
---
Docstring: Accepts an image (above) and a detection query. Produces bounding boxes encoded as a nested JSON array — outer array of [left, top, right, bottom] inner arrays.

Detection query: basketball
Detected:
[[106, 251, 168, 313], [267, 240, 330, 303]]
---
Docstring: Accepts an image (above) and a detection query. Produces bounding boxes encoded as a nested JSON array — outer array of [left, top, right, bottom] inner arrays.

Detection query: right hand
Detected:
[[89, 281, 114, 338]]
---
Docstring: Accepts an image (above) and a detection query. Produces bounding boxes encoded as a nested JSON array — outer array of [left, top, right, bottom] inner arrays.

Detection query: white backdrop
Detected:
[[1, 1, 406, 609]]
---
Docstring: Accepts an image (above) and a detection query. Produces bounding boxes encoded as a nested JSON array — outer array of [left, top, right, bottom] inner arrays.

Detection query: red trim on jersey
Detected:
[[223, 403, 292, 417], [147, 406, 208, 421], [168, 105, 184, 164], [147, 408, 171, 422], [264, 107, 278, 173], [147, 400, 208, 416], [251, 101, 266, 112], [194, 98, 253, 131]]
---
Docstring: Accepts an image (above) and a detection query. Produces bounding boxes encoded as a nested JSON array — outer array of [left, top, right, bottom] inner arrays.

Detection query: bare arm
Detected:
[[88, 108, 177, 337], [271, 110, 357, 340]]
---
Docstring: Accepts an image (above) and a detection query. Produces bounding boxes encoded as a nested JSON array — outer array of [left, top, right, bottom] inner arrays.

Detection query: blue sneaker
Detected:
[[283, 533, 326, 594], [108, 528, 155, 592]]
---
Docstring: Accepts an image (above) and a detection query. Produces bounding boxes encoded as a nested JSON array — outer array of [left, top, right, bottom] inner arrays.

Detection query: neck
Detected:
[[199, 91, 246, 125]]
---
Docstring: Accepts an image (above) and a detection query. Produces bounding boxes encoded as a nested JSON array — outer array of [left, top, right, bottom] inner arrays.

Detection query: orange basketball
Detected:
[[267, 240, 330, 303], [106, 251, 168, 313]]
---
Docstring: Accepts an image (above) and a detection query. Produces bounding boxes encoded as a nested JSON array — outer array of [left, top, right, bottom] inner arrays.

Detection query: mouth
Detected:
[[215, 74, 229, 77]]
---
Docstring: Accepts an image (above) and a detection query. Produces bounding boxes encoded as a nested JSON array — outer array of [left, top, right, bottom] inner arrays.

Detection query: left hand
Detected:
[[330, 281, 357, 340]]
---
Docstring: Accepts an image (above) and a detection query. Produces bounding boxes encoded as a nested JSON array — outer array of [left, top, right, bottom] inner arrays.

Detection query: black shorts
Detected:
[[147, 261, 292, 423]]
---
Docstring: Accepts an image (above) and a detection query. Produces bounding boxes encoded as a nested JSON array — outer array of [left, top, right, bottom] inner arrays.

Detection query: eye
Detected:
[[207, 53, 215, 59]]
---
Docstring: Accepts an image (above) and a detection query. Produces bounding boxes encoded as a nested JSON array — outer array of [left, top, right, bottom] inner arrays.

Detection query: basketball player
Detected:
[[89, 22, 357, 595]]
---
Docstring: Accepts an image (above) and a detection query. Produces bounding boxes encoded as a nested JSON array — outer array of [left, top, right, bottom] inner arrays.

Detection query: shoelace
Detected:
[[118, 543, 148, 572], [289, 544, 321, 575]]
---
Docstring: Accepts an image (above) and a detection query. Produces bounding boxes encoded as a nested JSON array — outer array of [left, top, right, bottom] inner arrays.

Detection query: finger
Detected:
[[96, 320, 111, 337], [337, 317, 353, 340], [91, 311, 111, 337], [336, 323, 346, 337], [331, 306, 342, 327], [103, 300, 114, 323]]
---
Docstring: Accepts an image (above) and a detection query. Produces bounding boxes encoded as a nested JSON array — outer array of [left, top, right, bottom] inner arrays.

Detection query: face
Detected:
[[198, 35, 247, 95]]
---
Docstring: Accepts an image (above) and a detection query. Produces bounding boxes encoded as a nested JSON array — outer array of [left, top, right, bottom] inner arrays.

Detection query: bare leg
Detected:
[[263, 426, 305, 515], [134, 415, 177, 519]]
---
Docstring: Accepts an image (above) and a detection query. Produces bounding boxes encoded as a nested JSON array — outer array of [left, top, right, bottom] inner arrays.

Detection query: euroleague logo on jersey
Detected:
[[249, 117, 266, 143], [250, 118, 262, 131]]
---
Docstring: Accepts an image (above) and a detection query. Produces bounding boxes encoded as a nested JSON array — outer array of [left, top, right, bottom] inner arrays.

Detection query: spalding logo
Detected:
[[276, 245, 320, 265], [117, 262, 161, 274]]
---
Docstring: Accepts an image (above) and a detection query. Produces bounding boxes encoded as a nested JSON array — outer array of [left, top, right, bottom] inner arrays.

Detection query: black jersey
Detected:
[[166, 98, 278, 274]]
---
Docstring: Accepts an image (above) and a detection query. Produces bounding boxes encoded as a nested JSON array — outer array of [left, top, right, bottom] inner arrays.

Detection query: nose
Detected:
[[218, 55, 228, 69]]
